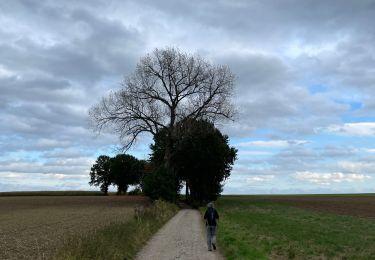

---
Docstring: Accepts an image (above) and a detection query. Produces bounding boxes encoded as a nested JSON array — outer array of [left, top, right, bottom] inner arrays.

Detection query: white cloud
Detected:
[[286, 40, 341, 58], [238, 150, 272, 156], [246, 175, 275, 183], [293, 171, 371, 185], [0, 65, 16, 78], [237, 140, 307, 148], [324, 122, 375, 136], [337, 160, 375, 173], [43, 173, 88, 180], [1, 172, 23, 179], [35, 138, 71, 148], [0, 157, 94, 175]]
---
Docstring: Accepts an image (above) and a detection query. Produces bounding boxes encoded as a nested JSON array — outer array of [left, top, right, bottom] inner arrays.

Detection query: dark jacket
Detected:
[[204, 208, 219, 226]]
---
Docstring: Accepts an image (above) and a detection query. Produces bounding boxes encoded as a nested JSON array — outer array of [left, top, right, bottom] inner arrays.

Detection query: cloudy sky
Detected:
[[1, 0, 375, 194]]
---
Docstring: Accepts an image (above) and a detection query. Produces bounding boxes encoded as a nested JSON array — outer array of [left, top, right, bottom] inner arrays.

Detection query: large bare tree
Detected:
[[90, 47, 236, 166]]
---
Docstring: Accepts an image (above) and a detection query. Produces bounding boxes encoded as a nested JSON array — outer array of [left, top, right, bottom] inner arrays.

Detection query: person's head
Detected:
[[207, 202, 214, 208]]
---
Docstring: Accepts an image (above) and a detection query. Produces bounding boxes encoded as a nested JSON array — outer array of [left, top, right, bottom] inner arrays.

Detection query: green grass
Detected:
[[211, 196, 375, 259], [53, 200, 178, 260]]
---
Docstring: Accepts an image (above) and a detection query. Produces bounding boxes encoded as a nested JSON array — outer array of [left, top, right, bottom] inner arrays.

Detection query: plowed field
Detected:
[[260, 195, 375, 218], [0, 196, 148, 260]]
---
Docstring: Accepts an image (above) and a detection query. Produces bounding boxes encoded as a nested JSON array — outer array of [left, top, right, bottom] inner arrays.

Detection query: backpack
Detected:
[[206, 208, 216, 225], [208, 209, 215, 222]]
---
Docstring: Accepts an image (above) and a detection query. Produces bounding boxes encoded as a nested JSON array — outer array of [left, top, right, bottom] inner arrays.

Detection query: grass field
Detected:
[[214, 195, 375, 259], [0, 195, 149, 259]]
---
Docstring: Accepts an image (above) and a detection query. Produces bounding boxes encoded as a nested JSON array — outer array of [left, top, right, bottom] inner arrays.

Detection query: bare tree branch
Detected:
[[89, 47, 236, 151]]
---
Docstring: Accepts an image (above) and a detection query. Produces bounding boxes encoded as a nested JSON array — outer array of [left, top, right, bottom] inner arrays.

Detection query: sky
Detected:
[[1, 0, 375, 194]]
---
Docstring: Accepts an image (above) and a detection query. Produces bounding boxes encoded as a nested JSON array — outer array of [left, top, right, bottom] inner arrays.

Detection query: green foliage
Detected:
[[173, 119, 237, 203], [89, 155, 112, 195], [150, 119, 237, 203], [210, 196, 375, 259], [149, 130, 167, 166], [53, 200, 178, 260], [142, 166, 181, 202], [111, 154, 144, 194], [89, 154, 144, 195]]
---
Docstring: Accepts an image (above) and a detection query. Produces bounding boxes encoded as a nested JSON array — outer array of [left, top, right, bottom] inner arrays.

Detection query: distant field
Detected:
[[215, 195, 375, 259], [258, 194, 375, 218], [0, 195, 148, 260]]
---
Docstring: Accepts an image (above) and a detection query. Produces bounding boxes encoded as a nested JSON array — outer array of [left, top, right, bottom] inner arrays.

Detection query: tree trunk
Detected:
[[185, 181, 189, 201], [164, 142, 172, 169], [163, 128, 174, 168]]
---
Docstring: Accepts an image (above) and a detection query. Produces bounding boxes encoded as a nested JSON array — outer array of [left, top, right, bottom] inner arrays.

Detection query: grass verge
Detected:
[[53, 200, 178, 260], [209, 196, 375, 259]]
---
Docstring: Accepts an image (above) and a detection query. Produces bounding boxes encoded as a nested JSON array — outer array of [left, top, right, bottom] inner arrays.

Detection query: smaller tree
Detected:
[[89, 155, 112, 195], [111, 154, 144, 194]]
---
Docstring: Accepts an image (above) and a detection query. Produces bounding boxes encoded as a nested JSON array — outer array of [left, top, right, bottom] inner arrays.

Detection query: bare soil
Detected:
[[0, 196, 148, 260], [259, 195, 375, 218]]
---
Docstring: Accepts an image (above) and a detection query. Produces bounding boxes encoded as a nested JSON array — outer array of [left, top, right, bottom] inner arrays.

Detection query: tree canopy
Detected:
[[89, 155, 112, 195], [150, 119, 237, 203], [89, 154, 144, 195], [111, 154, 144, 194]]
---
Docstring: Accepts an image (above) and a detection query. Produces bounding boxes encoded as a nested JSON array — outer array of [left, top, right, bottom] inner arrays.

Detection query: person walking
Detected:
[[204, 202, 219, 251]]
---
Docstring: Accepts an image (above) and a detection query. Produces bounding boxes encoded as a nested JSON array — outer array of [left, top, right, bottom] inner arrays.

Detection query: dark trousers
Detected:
[[206, 225, 217, 249]]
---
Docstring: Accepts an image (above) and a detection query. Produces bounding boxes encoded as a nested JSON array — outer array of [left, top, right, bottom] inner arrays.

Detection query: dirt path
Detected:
[[135, 209, 224, 260]]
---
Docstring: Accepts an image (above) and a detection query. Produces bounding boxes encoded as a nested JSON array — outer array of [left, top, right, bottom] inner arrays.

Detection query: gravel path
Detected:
[[135, 209, 224, 260]]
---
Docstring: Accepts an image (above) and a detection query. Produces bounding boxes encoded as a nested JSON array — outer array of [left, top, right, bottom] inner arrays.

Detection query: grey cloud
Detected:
[[0, 1, 144, 174], [1, 0, 375, 192], [1, 103, 86, 129], [43, 148, 91, 159], [0, 76, 78, 106], [290, 34, 375, 117], [1, 1, 144, 88], [0, 41, 103, 83], [223, 88, 346, 138], [137, 0, 375, 49], [270, 148, 319, 173], [0, 181, 55, 192], [261, 144, 372, 177], [144, 0, 375, 119], [214, 50, 348, 138], [0, 157, 92, 175], [215, 53, 293, 97], [320, 145, 357, 158]]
